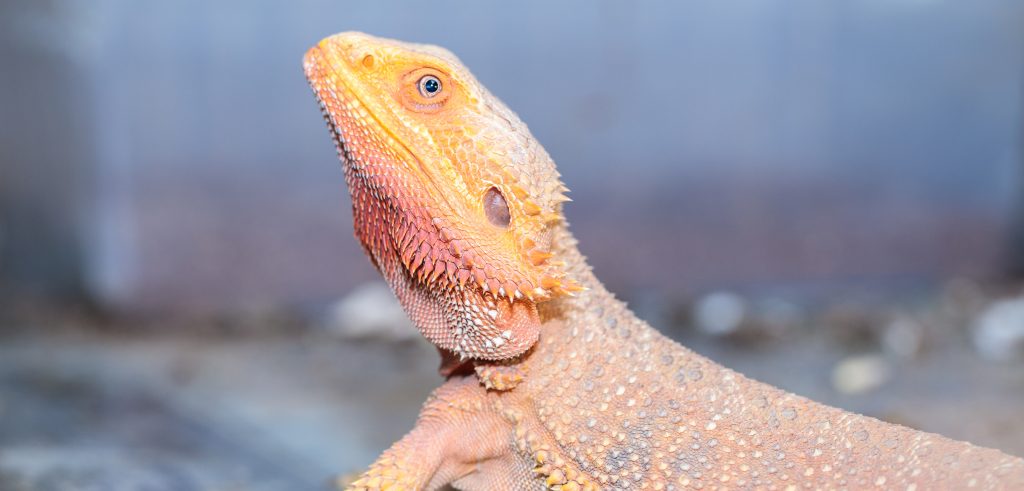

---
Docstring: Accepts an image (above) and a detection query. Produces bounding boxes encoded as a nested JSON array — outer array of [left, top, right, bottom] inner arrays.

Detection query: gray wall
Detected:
[[2, 0, 1022, 311]]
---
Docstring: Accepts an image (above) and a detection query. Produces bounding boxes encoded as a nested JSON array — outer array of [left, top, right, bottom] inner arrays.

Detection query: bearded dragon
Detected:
[[303, 32, 1024, 491]]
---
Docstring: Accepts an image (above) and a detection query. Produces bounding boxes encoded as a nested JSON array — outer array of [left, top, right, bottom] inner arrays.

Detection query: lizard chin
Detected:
[[384, 251, 541, 361]]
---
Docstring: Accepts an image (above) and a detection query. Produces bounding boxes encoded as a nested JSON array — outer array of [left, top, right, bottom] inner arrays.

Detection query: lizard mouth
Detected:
[[306, 48, 427, 187]]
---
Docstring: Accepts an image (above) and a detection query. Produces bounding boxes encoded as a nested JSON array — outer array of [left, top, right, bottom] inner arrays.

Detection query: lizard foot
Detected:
[[340, 456, 420, 490]]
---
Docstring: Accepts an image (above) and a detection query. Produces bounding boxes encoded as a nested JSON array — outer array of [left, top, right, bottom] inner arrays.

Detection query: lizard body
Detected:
[[303, 32, 1024, 490]]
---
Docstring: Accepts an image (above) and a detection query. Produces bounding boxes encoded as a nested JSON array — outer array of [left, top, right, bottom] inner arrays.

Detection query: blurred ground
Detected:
[[0, 323, 439, 491], [1, 280, 1022, 490]]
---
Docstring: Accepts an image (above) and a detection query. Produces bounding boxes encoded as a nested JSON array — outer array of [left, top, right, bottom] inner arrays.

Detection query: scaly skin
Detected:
[[304, 32, 1024, 490]]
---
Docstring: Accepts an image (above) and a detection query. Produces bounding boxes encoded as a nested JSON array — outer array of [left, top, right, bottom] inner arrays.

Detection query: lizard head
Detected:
[[304, 32, 580, 361]]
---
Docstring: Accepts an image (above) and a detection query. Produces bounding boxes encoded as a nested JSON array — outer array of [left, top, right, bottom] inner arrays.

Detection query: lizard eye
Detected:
[[401, 68, 451, 112], [418, 75, 442, 98], [484, 187, 511, 228]]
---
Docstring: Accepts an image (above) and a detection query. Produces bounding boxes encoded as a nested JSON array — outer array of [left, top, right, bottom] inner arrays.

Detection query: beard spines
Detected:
[[382, 248, 538, 361], [440, 282, 539, 360]]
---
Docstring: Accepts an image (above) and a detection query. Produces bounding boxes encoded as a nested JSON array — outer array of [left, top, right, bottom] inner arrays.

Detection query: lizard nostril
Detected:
[[484, 187, 511, 228], [361, 54, 375, 68]]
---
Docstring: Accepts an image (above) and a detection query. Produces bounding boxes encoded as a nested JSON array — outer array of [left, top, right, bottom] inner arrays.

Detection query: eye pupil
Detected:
[[419, 75, 441, 97]]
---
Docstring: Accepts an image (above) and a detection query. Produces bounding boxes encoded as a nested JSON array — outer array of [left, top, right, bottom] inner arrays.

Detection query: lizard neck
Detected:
[[538, 223, 638, 330]]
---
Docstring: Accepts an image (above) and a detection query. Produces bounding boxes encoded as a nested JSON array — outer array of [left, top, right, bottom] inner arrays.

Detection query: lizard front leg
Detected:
[[344, 376, 514, 491]]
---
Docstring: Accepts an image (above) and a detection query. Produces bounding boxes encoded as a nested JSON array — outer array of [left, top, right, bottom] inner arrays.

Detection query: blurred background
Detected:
[[2, 0, 1023, 489]]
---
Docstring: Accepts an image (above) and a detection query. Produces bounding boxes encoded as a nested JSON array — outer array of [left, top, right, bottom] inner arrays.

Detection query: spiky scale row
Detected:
[[392, 208, 569, 303], [382, 188, 565, 303]]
